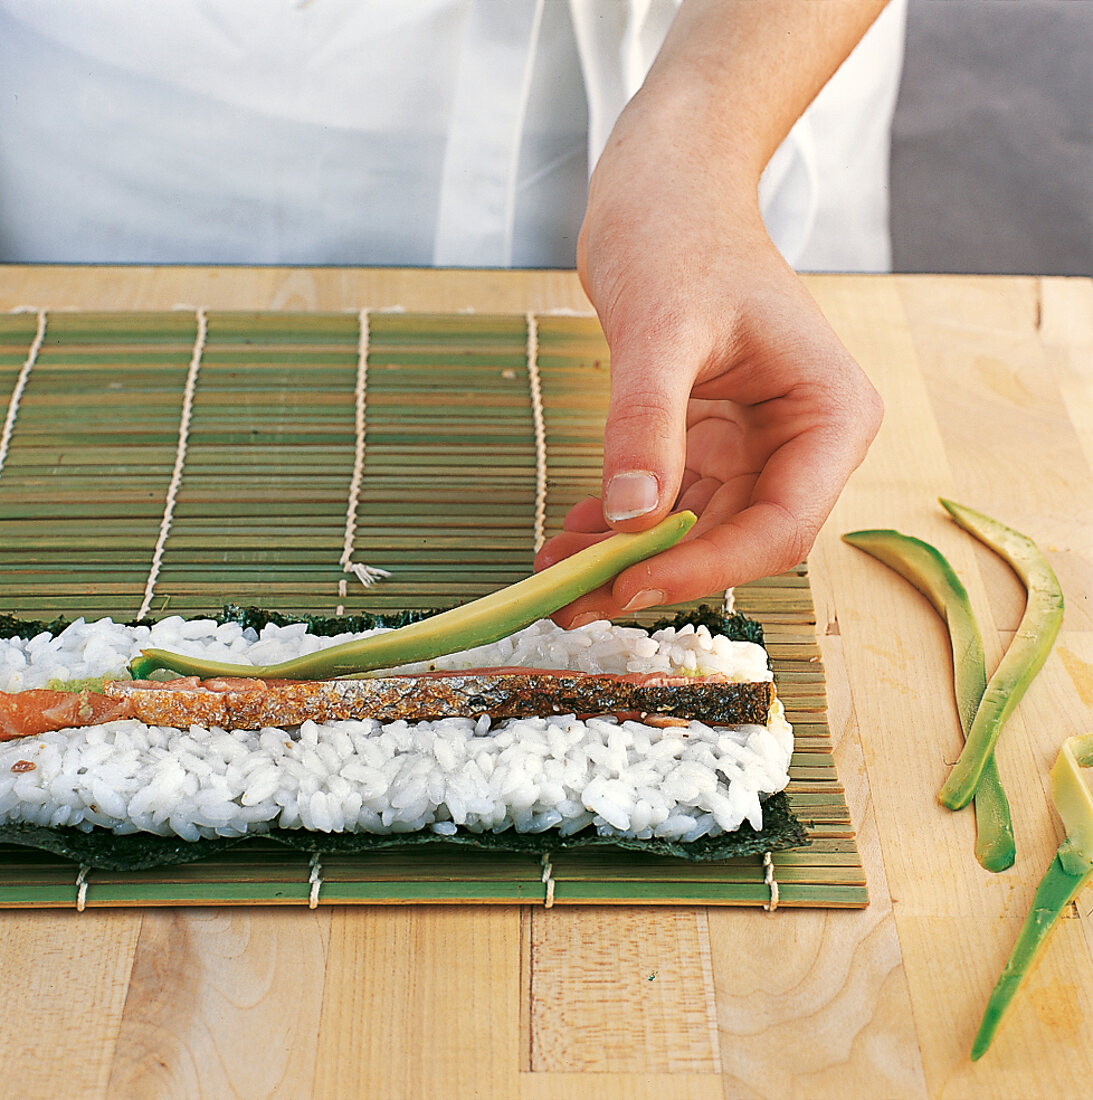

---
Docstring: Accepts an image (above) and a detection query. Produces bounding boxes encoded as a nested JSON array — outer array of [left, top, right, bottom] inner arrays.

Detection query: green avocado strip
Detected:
[[128, 511, 697, 680], [842, 529, 1015, 871], [937, 500, 1064, 811], [971, 852, 1090, 1060], [971, 733, 1093, 1060]]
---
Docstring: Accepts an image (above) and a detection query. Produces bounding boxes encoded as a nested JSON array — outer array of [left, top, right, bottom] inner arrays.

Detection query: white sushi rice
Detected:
[[0, 708, 793, 842], [0, 617, 790, 843], [0, 616, 771, 693]]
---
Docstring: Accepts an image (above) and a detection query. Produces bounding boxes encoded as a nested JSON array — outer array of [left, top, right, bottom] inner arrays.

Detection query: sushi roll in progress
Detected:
[[0, 615, 793, 846]]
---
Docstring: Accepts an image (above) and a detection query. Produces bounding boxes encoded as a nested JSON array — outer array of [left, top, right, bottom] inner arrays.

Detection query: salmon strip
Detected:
[[0, 670, 773, 738], [0, 689, 131, 741], [104, 670, 773, 731]]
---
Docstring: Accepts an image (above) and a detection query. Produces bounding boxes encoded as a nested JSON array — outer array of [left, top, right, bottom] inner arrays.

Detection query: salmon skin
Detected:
[[104, 669, 774, 732]]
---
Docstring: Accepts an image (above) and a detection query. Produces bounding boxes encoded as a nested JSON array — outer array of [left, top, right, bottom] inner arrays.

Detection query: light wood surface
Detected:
[[0, 266, 1091, 1099]]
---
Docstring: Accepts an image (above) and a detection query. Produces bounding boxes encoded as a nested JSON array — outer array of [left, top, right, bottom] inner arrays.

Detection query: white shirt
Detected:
[[0, 0, 907, 271]]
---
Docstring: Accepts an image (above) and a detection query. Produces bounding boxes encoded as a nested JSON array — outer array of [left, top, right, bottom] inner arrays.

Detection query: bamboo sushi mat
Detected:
[[0, 309, 865, 909]]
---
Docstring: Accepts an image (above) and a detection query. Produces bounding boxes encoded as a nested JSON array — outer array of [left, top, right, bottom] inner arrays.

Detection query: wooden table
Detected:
[[0, 266, 1090, 1099]]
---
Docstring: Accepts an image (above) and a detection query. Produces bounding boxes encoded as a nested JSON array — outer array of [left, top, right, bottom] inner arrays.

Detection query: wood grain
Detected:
[[808, 274, 1093, 1092], [312, 906, 522, 1099], [897, 915, 1093, 1095], [0, 911, 141, 1100], [897, 276, 1093, 633], [106, 909, 331, 1099], [710, 903, 925, 1099], [1040, 278, 1093, 475], [518, 1072, 724, 1099], [0, 265, 593, 316], [527, 907, 720, 1073], [0, 267, 1090, 1097], [814, 275, 1062, 922], [705, 624, 926, 1098]]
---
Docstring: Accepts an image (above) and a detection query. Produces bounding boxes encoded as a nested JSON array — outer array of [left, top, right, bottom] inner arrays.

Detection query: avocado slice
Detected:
[[842, 527, 1015, 872], [936, 500, 1064, 811], [972, 733, 1093, 1059], [129, 510, 697, 680]]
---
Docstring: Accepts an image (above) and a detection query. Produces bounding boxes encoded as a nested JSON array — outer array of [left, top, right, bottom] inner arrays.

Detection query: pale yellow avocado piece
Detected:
[[130, 511, 697, 680]]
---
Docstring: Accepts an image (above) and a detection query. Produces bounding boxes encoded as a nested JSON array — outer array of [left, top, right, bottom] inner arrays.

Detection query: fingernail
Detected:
[[605, 471, 660, 522], [621, 588, 666, 613], [569, 612, 602, 629]]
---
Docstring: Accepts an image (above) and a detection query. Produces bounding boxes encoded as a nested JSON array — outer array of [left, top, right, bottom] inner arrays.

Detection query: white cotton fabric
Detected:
[[572, 0, 909, 272], [0, 0, 906, 271]]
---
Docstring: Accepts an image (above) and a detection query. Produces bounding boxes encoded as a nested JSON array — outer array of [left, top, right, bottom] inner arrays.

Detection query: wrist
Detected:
[[625, 61, 769, 191], [587, 82, 767, 245]]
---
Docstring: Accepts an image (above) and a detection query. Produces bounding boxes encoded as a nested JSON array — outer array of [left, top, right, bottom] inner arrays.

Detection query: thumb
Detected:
[[600, 335, 693, 532]]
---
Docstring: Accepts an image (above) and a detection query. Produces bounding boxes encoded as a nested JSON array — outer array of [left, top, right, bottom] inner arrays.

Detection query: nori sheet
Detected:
[[641, 606, 765, 650], [0, 605, 438, 642], [0, 791, 807, 872], [0, 603, 802, 870], [0, 602, 764, 647]]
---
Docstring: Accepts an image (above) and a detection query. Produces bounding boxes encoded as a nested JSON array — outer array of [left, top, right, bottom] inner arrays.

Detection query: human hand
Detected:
[[536, 88, 883, 626]]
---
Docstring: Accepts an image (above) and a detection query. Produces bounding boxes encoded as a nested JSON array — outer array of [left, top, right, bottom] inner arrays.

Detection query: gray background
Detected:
[[890, 0, 1092, 276]]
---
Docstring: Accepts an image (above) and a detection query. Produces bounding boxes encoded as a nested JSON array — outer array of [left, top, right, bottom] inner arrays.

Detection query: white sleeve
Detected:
[[569, 0, 909, 273]]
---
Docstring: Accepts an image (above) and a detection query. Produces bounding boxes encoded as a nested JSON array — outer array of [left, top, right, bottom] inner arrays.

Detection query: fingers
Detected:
[[599, 334, 696, 533], [533, 528, 629, 627], [560, 496, 610, 534], [609, 502, 807, 612], [539, 243, 884, 623], [549, 585, 626, 629], [533, 528, 612, 573], [559, 473, 708, 541], [674, 474, 726, 518], [609, 418, 879, 610]]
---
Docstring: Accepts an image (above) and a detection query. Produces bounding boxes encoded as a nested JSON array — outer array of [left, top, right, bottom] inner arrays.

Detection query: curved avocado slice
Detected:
[[936, 499, 1064, 810], [129, 510, 697, 680], [842, 527, 1015, 872]]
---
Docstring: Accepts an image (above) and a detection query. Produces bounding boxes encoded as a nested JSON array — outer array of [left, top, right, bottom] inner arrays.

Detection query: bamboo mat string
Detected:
[[75, 864, 91, 913], [340, 308, 391, 590], [137, 308, 207, 620], [0, 309, 861, 911], [540, 851, 556, 908], [762, 851, 780, 912], [307, 853, 323, 909], [0, 308, 46, 480], [526, 312, 547, 553]]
